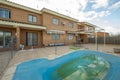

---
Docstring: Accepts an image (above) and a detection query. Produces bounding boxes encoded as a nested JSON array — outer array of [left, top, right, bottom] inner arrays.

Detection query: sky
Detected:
[[8, 0, 120, 34]]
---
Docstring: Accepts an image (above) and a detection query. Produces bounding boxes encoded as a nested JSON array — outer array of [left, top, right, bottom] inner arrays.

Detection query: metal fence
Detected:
[[88, 34, 120, 44], [0, 37, 16, 79]]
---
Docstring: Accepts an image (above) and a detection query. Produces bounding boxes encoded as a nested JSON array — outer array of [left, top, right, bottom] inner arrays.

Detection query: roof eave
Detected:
[[41, 8, 78, 22], [0, 0, 41, 14], [0, 20, 46, 30]]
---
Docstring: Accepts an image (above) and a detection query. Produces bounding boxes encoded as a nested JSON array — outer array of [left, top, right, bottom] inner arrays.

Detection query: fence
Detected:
[[0, 37, 16, 79], [88, 34, 120, 44]]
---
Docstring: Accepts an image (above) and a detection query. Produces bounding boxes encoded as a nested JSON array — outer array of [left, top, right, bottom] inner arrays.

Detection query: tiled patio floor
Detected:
[[1, 44, 120, 80]]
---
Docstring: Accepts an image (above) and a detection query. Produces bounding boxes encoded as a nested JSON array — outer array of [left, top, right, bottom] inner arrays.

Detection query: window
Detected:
[[85, 26, 89, 31], [28, 15, 37, 23], [0, 8, 10, 18], [68, 34, 74, 40], [26, 32, 38, 46], [69, 22, 73, 28], [0, 31, 11, 48], [53, 18, 59, 25], [52, 34, 60, 40]]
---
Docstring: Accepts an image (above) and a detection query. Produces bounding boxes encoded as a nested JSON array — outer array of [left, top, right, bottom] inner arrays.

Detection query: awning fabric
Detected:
[[0, 20, 46, 30], [47, 30, 65, 34]]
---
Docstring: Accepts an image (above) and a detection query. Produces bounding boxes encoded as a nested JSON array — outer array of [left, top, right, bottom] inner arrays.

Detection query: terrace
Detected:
[[0, 44, 120, 80]]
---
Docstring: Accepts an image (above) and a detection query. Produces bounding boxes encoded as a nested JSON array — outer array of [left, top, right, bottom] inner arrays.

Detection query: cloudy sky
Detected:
[[8, 0, 120, 34]]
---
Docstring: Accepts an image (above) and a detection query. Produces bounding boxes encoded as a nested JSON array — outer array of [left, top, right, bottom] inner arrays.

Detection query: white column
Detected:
[[103, 30, 106, 47], [95, 31, 98, 51]]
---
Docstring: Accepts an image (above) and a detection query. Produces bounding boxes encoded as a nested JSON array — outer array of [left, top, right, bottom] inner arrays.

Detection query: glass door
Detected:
[[4, 32, 11, 48], [26, 32, 38, 46], [0, 31, 3, 48], [0, 31, 11, 48]]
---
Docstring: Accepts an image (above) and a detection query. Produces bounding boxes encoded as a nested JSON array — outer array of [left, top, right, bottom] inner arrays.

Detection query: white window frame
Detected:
[[69, 22, 73, 28], [28, 15, 37, 23], [0, 8, 10, 19], [52, 34, 60, 40], [53, 18, 59, 25], [85, 26, 89, 31], [68, 34, 74, 40]]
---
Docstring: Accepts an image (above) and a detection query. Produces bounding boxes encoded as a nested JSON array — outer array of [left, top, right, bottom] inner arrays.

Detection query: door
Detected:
[[0, 31, 3, 48], [0, 31, 11, 48], [4, 31, 12, 47]]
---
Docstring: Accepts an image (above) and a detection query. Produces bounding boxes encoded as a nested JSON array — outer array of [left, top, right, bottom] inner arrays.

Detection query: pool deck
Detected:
[[1, 44, 120, 80]]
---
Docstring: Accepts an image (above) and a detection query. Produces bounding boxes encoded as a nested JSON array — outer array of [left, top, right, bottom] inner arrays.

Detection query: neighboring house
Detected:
[[41, 8, 78, 46], [0, 0, 95, 51], [77, 22, 95, 43], [96, 32, 109, 38]]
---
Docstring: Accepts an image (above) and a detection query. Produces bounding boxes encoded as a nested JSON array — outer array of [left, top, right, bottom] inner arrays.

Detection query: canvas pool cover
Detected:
[[13, 50, 120, 80]]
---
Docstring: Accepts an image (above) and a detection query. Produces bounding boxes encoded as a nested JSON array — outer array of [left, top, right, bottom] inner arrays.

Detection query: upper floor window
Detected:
[[28, 15, 37, 23], [0, 8, 10, 19], [53, 18, 59, 25], [85, 26, 89, 31], [69, 22, 73, 28]]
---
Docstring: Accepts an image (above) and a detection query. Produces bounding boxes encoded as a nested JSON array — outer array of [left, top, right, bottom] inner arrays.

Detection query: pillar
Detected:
[[16, 27, 20, 50]]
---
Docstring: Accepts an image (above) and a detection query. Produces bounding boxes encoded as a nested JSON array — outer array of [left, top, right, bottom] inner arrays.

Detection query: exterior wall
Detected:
[[43, 31, 76, 46], [0, 4, 42, 25], [77, 34, 88, 43], [42, 12, 77, 31], [0, 26, 16, 37], [20, 29, 43, 49], [0, 3, 43, 51], [42, 12, 77, 46]]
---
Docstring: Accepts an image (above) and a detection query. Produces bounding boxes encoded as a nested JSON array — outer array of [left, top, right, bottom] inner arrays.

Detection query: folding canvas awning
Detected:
[[0, 20, 46, 30], [47, 30, 65, 34], [76, 30, 95, 34]]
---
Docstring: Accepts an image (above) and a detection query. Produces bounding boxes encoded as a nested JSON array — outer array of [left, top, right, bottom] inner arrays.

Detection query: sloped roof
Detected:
[[78, 22, 97, 28], [0, 0, 41, 14], [41, 8, 78, 22]]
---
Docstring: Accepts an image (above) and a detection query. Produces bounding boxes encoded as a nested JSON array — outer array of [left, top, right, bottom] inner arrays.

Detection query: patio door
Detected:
[[26, 32, 38, 46], [0, 31, 11, 48], [0, 31, 3, 48]]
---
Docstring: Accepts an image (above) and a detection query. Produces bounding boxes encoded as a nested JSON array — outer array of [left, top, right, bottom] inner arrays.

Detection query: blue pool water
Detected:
[[13, 50, 120, 80]]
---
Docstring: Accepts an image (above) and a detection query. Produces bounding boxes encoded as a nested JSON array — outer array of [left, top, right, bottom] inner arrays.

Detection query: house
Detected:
[[77, 22, 95, 43], [0, 0, 45, 51], [41, 8, 78, 46], [96, 32, 109, 38], [0, 0, 95, 51]]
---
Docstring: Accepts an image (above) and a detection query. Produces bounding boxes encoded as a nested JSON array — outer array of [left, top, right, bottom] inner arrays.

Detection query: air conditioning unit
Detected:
[[62, 21, 66, 25]]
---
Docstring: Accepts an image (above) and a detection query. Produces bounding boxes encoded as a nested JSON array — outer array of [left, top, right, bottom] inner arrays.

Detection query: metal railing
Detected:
[[0, 37, 16, 79], [88, 34, 120, 44]]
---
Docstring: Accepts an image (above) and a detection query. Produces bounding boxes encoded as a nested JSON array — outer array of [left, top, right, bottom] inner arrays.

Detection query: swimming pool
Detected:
[[13, 50, 120, 80]]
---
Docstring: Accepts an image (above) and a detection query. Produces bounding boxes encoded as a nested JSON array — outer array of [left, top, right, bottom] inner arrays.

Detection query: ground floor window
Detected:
[[52, 34, 60, 40], [0, 31, 11, 48], [68, 34, 74, 40], [26, 32, 38, 46]]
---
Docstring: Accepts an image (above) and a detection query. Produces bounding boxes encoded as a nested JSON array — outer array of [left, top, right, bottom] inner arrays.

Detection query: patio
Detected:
[[1, 44, 120, 80]]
